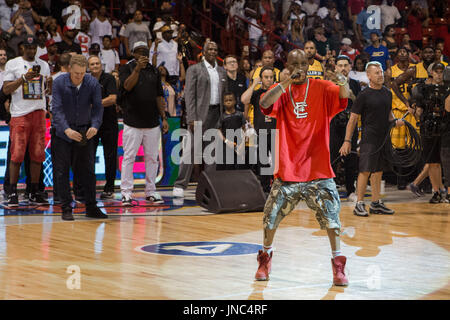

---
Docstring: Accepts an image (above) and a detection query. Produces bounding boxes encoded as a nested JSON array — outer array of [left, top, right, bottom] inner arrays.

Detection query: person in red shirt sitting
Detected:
[[254, 49, 350, 286]]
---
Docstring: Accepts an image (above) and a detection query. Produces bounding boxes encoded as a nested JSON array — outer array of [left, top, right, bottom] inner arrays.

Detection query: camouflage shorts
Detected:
[[263, 178, 341, 232]]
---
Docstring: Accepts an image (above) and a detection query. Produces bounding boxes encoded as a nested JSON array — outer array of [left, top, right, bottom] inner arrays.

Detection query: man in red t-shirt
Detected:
[[254, 49, 350, 286]]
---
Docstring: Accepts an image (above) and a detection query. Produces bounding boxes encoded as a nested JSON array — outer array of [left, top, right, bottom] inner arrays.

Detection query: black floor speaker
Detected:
[[195, 169, 266, 213]]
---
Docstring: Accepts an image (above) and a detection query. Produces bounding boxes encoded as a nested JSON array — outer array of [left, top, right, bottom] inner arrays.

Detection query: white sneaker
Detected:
[[146, 192, 164, 204], [172, 187, 184, 198], [348, 192, 357, 203]]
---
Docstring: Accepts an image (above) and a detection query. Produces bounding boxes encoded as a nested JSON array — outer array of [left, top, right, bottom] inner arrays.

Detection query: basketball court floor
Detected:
[[0, 184, 448, 300]]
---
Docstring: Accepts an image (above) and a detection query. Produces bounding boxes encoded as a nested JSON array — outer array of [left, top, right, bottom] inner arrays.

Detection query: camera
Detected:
[[32, 65, 41, 74]]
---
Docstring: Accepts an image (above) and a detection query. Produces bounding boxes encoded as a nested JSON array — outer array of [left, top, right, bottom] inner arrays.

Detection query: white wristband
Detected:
[[278, 83, 285, 93]]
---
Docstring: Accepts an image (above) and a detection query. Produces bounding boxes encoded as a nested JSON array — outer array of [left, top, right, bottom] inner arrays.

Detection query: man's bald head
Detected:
[[286, 49, 309, 84]]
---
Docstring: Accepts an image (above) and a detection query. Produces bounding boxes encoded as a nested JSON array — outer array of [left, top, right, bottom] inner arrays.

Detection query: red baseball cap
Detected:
[[45, 39, 56, 48]]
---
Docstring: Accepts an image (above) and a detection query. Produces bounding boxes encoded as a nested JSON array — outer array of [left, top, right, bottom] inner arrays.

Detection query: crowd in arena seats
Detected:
[[0, 0, 449, 209]]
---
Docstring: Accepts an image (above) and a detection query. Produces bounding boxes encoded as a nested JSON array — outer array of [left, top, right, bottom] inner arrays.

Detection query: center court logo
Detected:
[[136, 241, 261, 256]]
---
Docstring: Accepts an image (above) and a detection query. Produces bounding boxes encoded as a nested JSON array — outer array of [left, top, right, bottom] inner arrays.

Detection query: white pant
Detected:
[[121, 124, 161, 198]]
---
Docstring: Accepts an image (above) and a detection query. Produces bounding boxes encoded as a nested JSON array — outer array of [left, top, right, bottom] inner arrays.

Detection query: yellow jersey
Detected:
[[391, 63, 414, 111], [307, 59, 324, 80]]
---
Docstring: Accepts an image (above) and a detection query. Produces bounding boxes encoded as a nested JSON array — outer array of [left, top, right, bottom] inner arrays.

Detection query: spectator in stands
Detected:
[[0, 32, 16, 61], [365, 31, 391, 71], [245, 0, 263, 56], [11, 0, 41, 33], [88, 43, 100, 57], [252, 50, 280, 88], [349, 54, 369, 88], [150, 25, 179, 85], [226, 0, 246, 33], [33, 0, 51, 21], [356, 0, 382, 45], [223, 54, 248, 112], [35, 29, 48, 59], [123, 0, 145, 16], [44, 17, 62, 43], [287, 15, 305, 49], [75, 20, 91, 58], [0, 0, 18, 32], [400, 33, 420, 63], [304, 40, 325, 79], [339, 37, 360, 63], [435, 40, 449, 63], [322, 4, 345, 55], [57, 26, 82, 54], [347, 0, 365, 43], [303, 0, 319, 30], [283, 0, 305, 31], [100, 35, 120, 74], [380, 0, 401, 32], [406, 2, 426, 50], [159, 64, 181, 117], [239, 57, 252, 84], [89, 5, 112, 47], [39, 39, 58, 73], [312, 27, 331, 59], [381, 24, 398, 58], [123, 10, 152, 59], [7, 15, 34, 57]]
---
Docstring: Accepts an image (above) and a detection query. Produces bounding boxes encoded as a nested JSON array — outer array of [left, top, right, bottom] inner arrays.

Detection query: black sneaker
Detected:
[[100, 191, 114, 200], [444, 193, 450, 203], [370, 200, 394, 214], [122, 196, 133, 206], [74, 197, 85, 204], [7, 193, 19, 207], [62, 208, 74, 221], [353, 202, 369, 217], [429, 192, 442, 204], [86, 206, 108, 219], [408, 183, 423, 197], [29, 192, 49, 205]]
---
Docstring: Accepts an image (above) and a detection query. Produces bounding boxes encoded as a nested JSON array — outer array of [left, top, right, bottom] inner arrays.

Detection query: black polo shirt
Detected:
[[226, 73, 248, 112], [119, 60, 164, 129], [98, 71, 119, 126]]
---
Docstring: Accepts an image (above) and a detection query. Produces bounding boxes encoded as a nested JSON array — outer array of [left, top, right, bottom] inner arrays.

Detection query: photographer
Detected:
[[411, 63, 449, 203], [10, 0, 41, 32]]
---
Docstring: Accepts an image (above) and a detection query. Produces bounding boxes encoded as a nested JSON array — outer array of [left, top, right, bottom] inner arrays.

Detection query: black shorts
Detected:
[[359, 143, 388, 173], [421, 135, 441, 164]]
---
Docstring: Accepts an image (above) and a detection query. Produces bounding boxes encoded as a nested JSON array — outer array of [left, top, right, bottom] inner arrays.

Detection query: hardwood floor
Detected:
[[0, 187, 448, 300]]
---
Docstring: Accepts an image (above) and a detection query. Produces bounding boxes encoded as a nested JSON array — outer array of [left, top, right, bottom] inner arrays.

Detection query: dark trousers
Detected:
[[174, 105, 220, 189], [3, 137, 45, 196], [52, 135, 97, 210], [256, 129, 274, 193], [93, 122, 118, 193], [330, 122, 358, 195]]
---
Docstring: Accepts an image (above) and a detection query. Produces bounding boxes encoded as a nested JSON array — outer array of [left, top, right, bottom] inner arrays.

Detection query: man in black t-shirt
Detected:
[[223, 55, 248, 112], [56, 26, 82, 54], [119, 41, 169, 206], [340, 61, 405, 217], [241, 66, 276, 193], [88, 55, 119, 200]]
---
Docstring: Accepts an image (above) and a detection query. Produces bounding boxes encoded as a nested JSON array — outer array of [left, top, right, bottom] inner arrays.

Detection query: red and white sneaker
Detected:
[[255, 250, 272, 281], [331, 256, 349, 286]]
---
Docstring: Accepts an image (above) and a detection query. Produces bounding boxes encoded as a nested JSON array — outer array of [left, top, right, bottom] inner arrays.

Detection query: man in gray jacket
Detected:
[[172, 41, 227, 198]]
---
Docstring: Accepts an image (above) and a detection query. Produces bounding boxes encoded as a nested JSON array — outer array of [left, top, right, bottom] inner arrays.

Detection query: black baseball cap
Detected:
[[23, 35, 38, 46]]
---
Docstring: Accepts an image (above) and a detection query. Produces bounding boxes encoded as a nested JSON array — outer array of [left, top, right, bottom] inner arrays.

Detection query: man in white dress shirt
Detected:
[[172, 41, 227, 198]]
